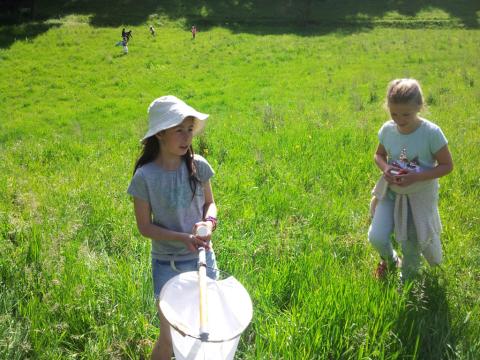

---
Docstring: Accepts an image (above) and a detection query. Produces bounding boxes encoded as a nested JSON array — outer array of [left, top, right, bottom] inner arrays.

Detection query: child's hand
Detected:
[[192, 222, 213, 242], [383, 165, 404, 184], [393, 170, 419, 187], [182, 234, 210, 252]]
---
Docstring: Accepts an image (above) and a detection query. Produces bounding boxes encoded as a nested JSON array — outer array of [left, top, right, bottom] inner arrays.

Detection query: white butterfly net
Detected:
[[159, 271, 253, 360]]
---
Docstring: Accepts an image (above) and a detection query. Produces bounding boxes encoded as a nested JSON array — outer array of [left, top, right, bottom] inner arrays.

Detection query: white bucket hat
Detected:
[[142, 95, 209, 142]]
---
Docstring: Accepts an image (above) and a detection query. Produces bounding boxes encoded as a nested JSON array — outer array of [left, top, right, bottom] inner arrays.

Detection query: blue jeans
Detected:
[[152, 250, 218, 299], [368, 193, 442, 279]]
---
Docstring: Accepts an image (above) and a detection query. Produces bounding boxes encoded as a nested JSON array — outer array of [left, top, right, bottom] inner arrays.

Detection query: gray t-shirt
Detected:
[[378, 118, 448, 171], [127, 154, 214, 260]]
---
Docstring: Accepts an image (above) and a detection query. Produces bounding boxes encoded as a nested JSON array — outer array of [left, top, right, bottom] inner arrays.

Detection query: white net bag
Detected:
[[159, 270, 253, 360]]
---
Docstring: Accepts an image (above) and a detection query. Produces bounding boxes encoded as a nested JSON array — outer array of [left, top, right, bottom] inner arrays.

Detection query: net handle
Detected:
[[198, 247, 209, 341]]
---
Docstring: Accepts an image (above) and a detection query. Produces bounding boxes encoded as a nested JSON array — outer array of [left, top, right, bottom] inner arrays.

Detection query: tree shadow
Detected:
[[0, 21, 59, 49], [155, 0, 480, 31], [396, 273, 457, 359], [0, 0, 478, 49]]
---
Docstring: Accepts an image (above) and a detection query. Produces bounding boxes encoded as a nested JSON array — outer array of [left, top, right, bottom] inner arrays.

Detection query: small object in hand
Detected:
[[196, 225, 208, 237], [389, 168, 408, 176]]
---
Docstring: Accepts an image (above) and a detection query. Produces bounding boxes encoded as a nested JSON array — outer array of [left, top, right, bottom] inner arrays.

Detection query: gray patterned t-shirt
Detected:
[[127, 154, 214, 260]]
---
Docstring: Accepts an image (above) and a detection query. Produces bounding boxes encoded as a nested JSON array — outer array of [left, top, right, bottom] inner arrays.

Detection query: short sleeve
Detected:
[[429, 126, 448, 154], [377, 122, 388, 145], [194, 155, 214, 183], [127, 168, 149, 202]]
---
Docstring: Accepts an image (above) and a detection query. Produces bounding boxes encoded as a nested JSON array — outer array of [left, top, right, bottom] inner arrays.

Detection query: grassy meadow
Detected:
[[1, 2, 480, 359]]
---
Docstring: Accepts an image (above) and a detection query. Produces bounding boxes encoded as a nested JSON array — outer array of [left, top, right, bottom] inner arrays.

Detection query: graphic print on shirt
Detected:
[[390, 146, 421, 173]]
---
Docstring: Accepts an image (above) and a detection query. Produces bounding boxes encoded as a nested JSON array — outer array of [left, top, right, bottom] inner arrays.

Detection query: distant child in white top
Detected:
[[368, 79, 453, 280], [127, 96, 218, 360], [149, 25, 156, 36]]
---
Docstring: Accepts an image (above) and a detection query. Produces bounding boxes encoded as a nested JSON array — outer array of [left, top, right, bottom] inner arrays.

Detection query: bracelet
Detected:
[[205, 216, 217, 232]]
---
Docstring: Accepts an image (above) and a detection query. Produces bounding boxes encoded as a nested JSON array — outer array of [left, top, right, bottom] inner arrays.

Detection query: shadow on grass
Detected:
[[112, 52, 128, 59], [0, 21, 60, 49], [0, 0, 478, 48], [396, 273, 457, 359]]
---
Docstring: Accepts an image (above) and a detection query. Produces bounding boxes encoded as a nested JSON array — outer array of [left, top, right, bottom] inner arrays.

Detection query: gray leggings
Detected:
[[368, 193, 442, 279]]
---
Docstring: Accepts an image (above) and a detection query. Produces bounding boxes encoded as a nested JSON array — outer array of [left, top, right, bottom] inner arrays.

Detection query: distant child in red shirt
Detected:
[[191, 25, 197, 39]]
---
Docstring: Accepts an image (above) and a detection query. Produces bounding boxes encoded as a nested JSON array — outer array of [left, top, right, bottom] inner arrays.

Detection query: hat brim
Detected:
[[141, 112, 209, 142]]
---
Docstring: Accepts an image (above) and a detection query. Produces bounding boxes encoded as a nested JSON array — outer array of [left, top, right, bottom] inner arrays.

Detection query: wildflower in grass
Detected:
[[369, 78, 453, 281]]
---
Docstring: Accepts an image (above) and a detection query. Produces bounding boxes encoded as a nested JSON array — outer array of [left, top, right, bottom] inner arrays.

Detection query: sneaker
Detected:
[[374, 257, 402, 279], [374, 260, 388, 279]]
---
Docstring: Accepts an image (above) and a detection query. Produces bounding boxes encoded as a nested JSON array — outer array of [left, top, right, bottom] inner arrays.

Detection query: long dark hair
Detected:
[[133, 136, 200, 196]]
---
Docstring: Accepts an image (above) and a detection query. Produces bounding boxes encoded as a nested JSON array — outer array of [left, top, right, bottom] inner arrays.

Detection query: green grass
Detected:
[[1, 6, 480, 360]]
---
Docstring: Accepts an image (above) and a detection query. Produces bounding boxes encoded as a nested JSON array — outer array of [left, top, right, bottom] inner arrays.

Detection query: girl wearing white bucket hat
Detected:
[[128, 95, 219, 359]]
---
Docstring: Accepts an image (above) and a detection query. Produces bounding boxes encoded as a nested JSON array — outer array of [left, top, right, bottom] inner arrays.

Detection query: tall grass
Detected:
[[1, 11, 479, 359]]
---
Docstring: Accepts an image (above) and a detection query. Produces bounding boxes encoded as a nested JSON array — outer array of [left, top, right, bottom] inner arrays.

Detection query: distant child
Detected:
[[123, 28, 132, 41], [128, 96, 218, 359], [191, 25, 197, 39], [116, 27, 130, 54], [368, 79, 453, 280], [149, 25, 156, 36]]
